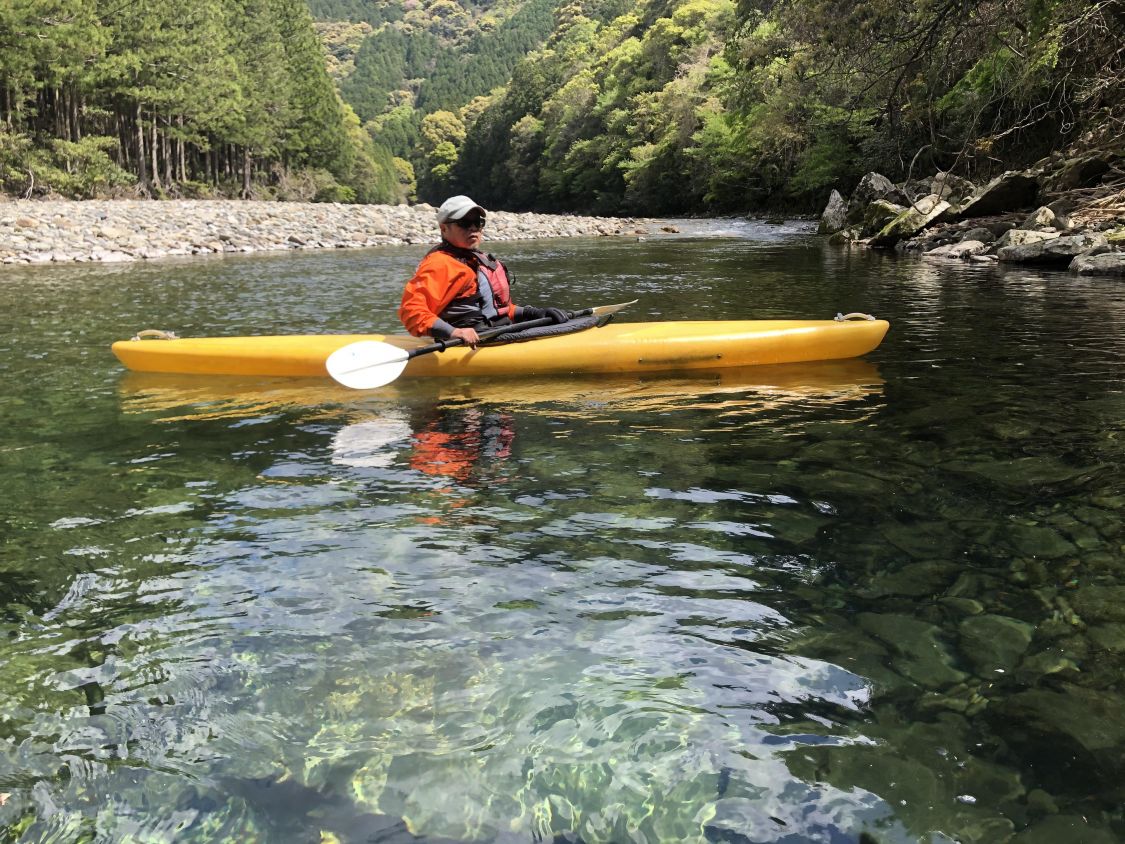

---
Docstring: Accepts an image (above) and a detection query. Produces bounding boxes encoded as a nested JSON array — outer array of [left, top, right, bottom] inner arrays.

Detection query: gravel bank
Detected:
[[0, 200, 657, 265]]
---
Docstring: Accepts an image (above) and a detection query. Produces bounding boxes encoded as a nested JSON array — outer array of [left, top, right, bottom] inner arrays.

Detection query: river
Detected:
[[1, 219, 1122, 842]]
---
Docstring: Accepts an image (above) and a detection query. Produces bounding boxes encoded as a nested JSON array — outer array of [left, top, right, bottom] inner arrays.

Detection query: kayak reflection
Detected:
[[408, 406, 515, 484], [327, 404, 515, 486], [117, 358, 884, 424]]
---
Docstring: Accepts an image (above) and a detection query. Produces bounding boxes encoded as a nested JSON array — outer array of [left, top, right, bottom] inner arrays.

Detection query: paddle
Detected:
[[327, 299, 638, 390]]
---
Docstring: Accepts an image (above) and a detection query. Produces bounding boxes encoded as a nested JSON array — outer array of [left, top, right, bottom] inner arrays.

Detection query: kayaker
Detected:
[[398, 195, 570, 348]]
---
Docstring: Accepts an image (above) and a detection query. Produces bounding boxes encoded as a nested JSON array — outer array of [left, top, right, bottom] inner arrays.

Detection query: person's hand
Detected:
[[451, 326, 480, 348]]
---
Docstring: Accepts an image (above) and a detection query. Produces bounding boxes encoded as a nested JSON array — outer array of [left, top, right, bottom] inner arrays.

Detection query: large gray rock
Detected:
[[818, 189, 848, 234], [869, 196, 951, 247], [1042, 152, 1115, 193], [958, 227, 996, 244], [931, 171, 975, 202], [994, 228, 1059, 249], [953, 170, 1040, 219], [845, 172, 906, 223], [1021, 205, 1068, 231], [1070, 251, 1125, 276], [930, 240, 990, 259], [861, 198, 905, 234], [997, 233, 1110, 264]]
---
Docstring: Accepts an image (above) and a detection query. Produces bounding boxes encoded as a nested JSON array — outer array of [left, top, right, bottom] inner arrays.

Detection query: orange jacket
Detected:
[[399, 248, 518, 337]]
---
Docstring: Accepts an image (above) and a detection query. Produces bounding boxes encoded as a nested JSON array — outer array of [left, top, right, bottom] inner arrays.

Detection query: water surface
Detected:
[[1, 220, 1122, 842]]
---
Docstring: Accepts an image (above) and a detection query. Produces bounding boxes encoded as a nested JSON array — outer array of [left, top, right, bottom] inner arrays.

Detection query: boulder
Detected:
[[993, 229, 1060, 249], [959, 614, 1033, 675], [1021, 205, 1068, 231], [953, 170, 1040, 219], [1042, 152, 1114, 193], [1070, 251, 1125, 276], [845, 172, 907, 223], [869, 196, 952, 247], [997, 233, 1110, 264], [989, 683, 1125, 787], [861, 199, 905, 234], [958, 227, 995, 244], [926, 240, 989, 259], [931, 171, 975, 202], [818, 189, 848, 234]]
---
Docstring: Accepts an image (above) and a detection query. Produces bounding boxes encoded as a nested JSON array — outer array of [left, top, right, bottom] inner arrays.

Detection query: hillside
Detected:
[[323, 0, 1124, 215], [2, 0, 1119, 215]]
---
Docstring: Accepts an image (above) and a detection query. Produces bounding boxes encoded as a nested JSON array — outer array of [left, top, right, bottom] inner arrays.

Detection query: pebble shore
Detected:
[[0, 200, 655, 265]]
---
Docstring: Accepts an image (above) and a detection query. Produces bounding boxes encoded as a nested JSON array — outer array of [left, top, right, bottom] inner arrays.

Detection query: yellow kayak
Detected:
[[111, 318, 889, 378]]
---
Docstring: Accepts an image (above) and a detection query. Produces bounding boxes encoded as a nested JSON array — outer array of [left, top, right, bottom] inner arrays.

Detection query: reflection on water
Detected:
[[2, 233, 1124, 842], [118, 358, 884, 423]]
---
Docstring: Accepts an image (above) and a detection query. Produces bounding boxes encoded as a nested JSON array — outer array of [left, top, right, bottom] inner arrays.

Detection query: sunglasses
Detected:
[[453, 217, 485, 231]]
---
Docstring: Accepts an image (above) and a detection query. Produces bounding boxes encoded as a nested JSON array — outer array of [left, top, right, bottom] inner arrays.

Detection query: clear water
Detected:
[[1, 220, 1122, 843]]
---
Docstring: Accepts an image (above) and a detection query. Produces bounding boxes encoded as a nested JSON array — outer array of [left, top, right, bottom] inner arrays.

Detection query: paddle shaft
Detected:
[[405, 301, 617, 359], [407, 316, 556, 359]]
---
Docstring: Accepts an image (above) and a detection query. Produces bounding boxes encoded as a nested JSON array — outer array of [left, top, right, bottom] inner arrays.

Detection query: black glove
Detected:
[[521, 306, 570, 324]]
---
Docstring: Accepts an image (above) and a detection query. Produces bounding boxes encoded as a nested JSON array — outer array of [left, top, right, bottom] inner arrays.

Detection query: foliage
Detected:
[[0, 0, 399, 201]]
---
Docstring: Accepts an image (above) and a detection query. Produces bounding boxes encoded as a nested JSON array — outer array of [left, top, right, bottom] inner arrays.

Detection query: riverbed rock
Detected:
[[818, 189, 848, 234], [1041, 152, 1115, 193], [845, 172, 906, 222], [1068, 585, 1125, 625], [857, 612, 968, 687], [0, 200, 659, 265], [926, 240, 989, 260], [990, 683, 1125, 793], [958, 227, 996, 244], [869, 196, 952, 247], [953, 170, 1040, 219], [859, 199, 905, 235], [997, 232, 1110, 264], [993, 228, 1060, 249], [931, 171, 976, 202], [1070, 251, 1125, 276], [1021, 206, 1069, 231], [958, 614, 1033, 675], [1014, 815, 1119, 844]]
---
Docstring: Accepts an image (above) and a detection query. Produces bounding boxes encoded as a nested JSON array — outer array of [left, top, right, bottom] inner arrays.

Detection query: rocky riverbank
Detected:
[[818, 149, 1125, 277], [0, 200, 656, 265]]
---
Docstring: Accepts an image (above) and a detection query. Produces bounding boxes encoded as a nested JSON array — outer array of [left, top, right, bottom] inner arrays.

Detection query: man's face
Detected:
[[441, 214, 485, 250]]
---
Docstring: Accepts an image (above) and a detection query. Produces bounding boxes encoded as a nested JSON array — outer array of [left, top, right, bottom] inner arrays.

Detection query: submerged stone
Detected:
[[991, 683, 1125, 788], [1013, 814, 1119, 843], [1068, 585, 1125, 624], [857, 613, 968, 687], [1087, 623, 1125, 654], [958, 614, 1033, 675], [862, 561, 960, 598], [1005, 523, 1076, 559]]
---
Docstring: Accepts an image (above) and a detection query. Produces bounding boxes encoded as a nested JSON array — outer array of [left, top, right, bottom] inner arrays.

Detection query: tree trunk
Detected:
[[72, 90, 81, 141], [150, 111, 160, 190], [162, 122, 171, 186], [177, 116, 186, 182], [135, 102, 150, 194], [242, 147, 252, 198]]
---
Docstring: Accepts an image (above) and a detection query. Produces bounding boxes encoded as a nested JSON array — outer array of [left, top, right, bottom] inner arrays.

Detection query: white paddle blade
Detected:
[[326, 341, 410, 389]]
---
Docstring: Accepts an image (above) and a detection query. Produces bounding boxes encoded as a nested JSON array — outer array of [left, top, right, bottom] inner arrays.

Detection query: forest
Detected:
[[2, 0, 1122, 214], [0, 0, 403, 203]]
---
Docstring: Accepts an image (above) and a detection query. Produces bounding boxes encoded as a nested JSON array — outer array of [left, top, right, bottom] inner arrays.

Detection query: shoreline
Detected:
[[0, 200, 659, 265]]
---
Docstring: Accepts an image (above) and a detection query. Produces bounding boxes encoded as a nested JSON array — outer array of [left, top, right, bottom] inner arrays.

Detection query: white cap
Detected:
[[436, 195, 486, 223]]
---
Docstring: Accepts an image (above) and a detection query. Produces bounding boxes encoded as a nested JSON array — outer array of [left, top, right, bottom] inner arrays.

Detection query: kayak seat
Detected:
[[490, 313, 611, 344]]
